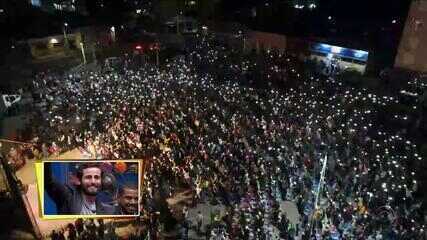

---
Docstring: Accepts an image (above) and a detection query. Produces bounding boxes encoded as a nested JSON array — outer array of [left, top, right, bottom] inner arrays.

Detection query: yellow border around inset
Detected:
[[35, 159, 143, 220]]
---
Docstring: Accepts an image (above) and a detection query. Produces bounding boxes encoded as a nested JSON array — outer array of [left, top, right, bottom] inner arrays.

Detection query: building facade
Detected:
[[30, 0, 88, 15], [395, 0, 427, 72]]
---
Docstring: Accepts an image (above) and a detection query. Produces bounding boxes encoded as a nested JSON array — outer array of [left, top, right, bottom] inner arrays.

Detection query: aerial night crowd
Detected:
[[21, 34, 426, 239]]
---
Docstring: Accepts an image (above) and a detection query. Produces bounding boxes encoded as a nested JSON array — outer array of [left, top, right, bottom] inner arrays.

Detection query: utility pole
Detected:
[[309, 154, 328, 236], [314, 154, 327, 210], [63, 22, 69, 50], [80, 42, 87, 64], [92, 43, 97, 65], [110, 26, 116, 43], [156, 48, 160, 66], [176, 14, 180, 35], [151, 43, 160, 66]]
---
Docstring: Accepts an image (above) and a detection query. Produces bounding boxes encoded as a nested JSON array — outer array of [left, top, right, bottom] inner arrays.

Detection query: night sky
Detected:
[[0, 0, 414, 39], [324, 0, 412, 21]]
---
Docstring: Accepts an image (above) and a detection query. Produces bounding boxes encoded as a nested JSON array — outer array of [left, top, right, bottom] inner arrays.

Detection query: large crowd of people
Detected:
[[22, 34, 427, 239]]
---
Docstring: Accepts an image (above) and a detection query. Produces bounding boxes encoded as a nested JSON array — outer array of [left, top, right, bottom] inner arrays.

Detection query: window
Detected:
[[31, 0, 42, 7]]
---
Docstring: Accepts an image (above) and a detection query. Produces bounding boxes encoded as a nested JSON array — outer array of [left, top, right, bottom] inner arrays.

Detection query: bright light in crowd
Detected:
[[309, 4, 317, 9], [328, 16, 332, 20], [50, 38, 59, 44], [354, 50, 367, 58], [135, 45, 142, 50], [392, 19, 397, 24], [331, 46, 342, 53], [31, 0, 41, 7]]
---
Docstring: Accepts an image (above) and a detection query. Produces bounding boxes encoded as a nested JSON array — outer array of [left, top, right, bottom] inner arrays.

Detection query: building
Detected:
[[29, 0, 88, 15], [245, 31, 287, 53], [164, 16, 198, 34], [395, 0, 427, 72], [27, 32, 83, 59]]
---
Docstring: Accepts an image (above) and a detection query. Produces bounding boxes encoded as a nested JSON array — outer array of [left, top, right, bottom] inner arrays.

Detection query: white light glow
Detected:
[[331, 46, 342, 54]]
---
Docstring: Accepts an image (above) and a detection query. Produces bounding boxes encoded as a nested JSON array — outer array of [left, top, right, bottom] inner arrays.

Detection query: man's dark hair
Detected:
[[118, 183, 138, 196], [75, 163, 102, 180]]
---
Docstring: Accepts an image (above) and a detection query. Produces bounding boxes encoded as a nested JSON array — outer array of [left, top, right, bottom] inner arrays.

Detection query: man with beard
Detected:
[[44, 162, 115, 215], [115, 184, 139, 215]]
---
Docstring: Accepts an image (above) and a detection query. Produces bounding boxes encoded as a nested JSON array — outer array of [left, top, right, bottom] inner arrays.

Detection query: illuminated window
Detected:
[[54, 3, 63, 10], [31, 0, 42, 7], [293, 0, 318, 10]]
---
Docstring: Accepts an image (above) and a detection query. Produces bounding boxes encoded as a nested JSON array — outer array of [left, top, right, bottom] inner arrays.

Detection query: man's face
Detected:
[[81, 167, 102, 196], [118, 188, 138, 215]]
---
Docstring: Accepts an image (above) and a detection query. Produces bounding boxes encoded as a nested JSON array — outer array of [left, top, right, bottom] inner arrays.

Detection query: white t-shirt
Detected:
[[80, 199, 96, 215]]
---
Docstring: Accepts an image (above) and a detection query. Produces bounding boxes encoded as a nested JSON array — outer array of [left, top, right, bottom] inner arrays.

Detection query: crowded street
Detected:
[[14, 33, 427, 239]]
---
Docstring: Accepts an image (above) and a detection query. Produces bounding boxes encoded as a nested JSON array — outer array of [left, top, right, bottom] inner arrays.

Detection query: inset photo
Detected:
[[39, 160, 141, 219]]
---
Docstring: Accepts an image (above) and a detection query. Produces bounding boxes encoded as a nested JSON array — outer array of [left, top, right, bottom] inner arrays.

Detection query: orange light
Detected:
[[115, 161, 127, 173]]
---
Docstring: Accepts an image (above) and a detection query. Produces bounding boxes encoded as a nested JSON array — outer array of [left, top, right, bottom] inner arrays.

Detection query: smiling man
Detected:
[[44, 162, 115, 215], [115, 184, 139, 215]]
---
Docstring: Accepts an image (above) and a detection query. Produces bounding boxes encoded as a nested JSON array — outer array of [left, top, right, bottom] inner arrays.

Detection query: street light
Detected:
[[110, 26, 116, 42], [63, 22, 69, 50], [63, 23, 68, 39], [201, 26, 208, 35]]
